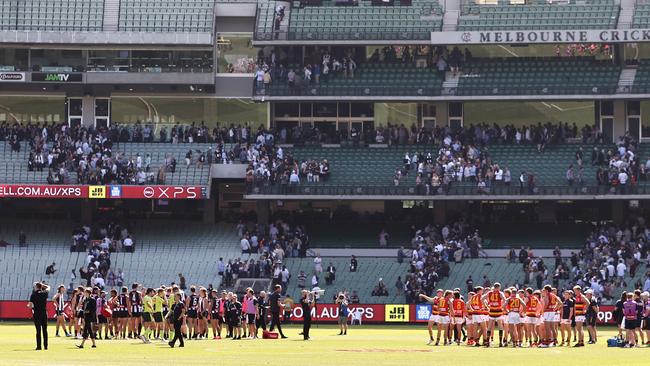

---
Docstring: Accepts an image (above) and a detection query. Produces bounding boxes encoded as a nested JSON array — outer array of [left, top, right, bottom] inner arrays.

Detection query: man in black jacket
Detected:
[[268, 285, 287, 338], [169, 293, 185, 348], [76, 288, 97, 348], [28, 282, 50, 350]]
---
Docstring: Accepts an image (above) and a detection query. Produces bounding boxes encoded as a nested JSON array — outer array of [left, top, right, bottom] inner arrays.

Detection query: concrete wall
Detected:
[[86, 72, 215, 85]]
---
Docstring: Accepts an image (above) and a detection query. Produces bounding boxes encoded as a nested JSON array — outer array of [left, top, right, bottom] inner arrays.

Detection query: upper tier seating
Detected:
[[257, 142, 650, 195], [262, 63, 443, 97], [459, 0, 619, 31], [118, 0, 214, 32], [457, 58, 621, 96], [632, 3, 650, 29], [0, 0, 104, 31], [257, 0, 443, 41]]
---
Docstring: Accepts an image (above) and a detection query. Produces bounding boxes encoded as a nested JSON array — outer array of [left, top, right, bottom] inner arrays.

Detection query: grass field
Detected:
[[0, 323, 647, 366]]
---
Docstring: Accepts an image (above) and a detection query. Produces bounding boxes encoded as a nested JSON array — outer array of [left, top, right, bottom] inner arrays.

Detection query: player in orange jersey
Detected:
[[470, 286, 489, 347], [419, 289, 443, 345], [572, 285, 590, 347], [483, 282, 506, 347], [465, 291, 476, 346], [542, 285, 561, 346], [451, 291, 466, 345]]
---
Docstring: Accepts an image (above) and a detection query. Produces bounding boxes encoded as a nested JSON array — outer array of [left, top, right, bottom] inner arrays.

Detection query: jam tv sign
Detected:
[[32, 72, 82, 83]]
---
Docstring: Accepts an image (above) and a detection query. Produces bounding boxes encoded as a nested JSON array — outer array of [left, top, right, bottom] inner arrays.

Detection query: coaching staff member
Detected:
[[300, 290, 315, 340], [169, 293, 185, 348], [268, 285, 287, 338], [76, 288, 97, 349], [28, 282, 50, 350]]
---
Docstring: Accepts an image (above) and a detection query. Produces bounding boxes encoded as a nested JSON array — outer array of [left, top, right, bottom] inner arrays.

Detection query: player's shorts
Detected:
[[574, 315, 585, 323], [55, 310, 64, 316], [438, 315, 450, 324], [560, 318, 571, 325], [98, 315, 107, 324], [142, 313, 152, 322], [76, 310, 84, 318], [210, 311, 219, 321], [246, 313, 256, 324], [187, 309, 197, 319], [525, 316, 541, 325], [489, 315, 505, 322], [465, 316, 473, 325], [454, 317, 464, 324], [586, 315, 597, 327], [553, 313, 561, 322], [472, 314, 485, 323], [506, 312, 521, 325], [153, 312, 163, 323], [131, 312, 142, 318], [231, 316, 242, 327], [543, 312, 556, 322], [429, 314, 439, 323], [338, 316, 347, 325], [624, 318, 638, 330]]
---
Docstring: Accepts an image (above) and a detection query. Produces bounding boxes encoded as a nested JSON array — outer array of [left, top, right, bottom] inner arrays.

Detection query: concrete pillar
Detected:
[[81, 95, 95, 128], [256, 200, 270, 225], [613, 100, 626, 139], [612, 200, 625, 225], [536, 201, 557, 224], [436, 102, 448, 128], [203, 196, 216, 223], [433, 200, 446, 226], [80, 200, 93, 225]]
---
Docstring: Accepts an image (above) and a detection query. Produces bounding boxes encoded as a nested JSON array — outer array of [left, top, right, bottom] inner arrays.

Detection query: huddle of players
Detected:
[[53, 283, 269, 344], [420, 283, 601, 348]]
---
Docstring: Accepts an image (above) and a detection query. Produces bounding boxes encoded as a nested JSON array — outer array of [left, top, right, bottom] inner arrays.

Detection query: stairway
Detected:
[[442, 0, 460, 31], [617, 0, 636, 29], [442, 72, 460, 95], [617, 67, 636, 93], [103, 0, 120, 32]]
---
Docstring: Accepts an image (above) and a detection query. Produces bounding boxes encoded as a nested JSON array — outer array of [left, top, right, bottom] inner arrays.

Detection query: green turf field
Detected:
[[0, 323, 646, 366]]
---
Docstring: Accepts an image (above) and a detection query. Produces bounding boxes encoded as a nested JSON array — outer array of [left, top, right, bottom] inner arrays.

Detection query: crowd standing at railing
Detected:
[[403, 219, 482, 303]]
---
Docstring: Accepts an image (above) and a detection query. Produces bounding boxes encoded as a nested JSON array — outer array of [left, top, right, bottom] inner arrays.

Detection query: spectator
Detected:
[[371, 278, 388, 296], [378, 229, 389, 247], [19, 231, 26, 247], [325, 262, 336, 285], [350, 255, 358, 272], [45, 262, 57, 276], [123, 235, 134, 253]]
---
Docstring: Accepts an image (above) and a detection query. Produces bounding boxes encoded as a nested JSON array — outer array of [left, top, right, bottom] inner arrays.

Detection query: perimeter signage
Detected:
[[0, 184, 206, 199], [431, 29, 650, 45]]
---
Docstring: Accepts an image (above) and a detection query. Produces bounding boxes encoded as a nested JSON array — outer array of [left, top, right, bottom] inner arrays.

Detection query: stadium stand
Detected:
[[0, 141, 211, 185], [282, 256, 407, 304], [632, 2, 650, 28], [284, 0, 443, 41], [118, 0, 214, 32], [458, 0, 620, 31], [0, 0, 105, 31], [631, 59, 650, 94], [0, 221, 239, 300], [457, 58, 621, 96], [260, 62, 444, 97]]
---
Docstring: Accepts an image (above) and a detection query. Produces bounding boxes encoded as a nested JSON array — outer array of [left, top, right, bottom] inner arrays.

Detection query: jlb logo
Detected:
[[385, 304, 409, 322], [88, 185, 106, 199]]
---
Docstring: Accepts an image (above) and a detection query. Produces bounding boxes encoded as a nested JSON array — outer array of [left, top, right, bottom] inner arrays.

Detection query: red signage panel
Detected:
[[0, 184, 205, 199], [0, 185, 87, 198], [288, 303, 385, 323], [111, 185, 205, 199]]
